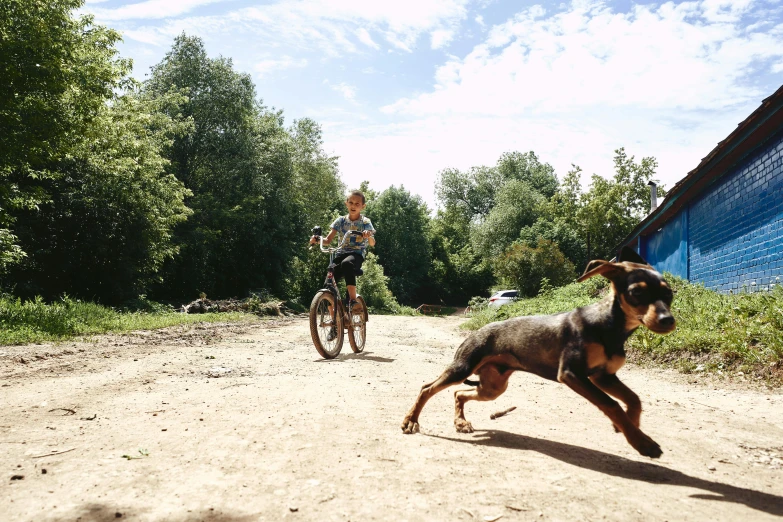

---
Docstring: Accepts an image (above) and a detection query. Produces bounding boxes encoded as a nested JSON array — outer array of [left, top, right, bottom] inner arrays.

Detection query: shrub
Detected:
[[358, 252, 408, 314], [493, 238, 577, 297]]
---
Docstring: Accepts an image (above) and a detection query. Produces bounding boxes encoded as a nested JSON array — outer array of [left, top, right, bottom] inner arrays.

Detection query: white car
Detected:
[[488, 290, 519, 307]]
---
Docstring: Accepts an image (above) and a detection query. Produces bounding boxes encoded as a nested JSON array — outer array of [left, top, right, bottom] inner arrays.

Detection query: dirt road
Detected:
[[2, 315, 782, 522]]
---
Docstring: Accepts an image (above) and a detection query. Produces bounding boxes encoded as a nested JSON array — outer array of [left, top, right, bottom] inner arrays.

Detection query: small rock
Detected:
[[205, 367, 232, 378], [10, 475, 24, 480], [289, 506, 298, 513]]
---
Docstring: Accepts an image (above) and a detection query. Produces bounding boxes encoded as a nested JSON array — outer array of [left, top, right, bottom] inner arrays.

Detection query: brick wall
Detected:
[[688, 130, 783, 293]]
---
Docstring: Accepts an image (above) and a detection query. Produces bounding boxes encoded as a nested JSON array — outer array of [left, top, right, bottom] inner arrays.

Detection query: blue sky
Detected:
[[82, 0, 783, 209]]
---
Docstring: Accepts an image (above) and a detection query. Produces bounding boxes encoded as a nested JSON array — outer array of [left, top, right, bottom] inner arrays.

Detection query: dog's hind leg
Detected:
[[401, 362, 473, 434], [454, 363, 513, 433]]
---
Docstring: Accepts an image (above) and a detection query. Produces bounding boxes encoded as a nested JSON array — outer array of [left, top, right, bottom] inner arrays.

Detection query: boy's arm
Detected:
[[363, 224, 376, 247], [309, 229, 338, 245]]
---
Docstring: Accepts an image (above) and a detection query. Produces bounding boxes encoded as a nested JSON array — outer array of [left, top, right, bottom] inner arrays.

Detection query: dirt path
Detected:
[[2, 315, 782, 522]]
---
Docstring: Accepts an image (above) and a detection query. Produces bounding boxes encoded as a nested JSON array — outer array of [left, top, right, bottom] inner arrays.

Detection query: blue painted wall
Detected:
[[636, 130, 783, 292], [687, 130, 783, 292], [641, 211, 688, 280]]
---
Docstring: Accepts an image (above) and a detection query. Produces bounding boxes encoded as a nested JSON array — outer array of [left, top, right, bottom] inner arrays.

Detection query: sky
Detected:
[[81, 0, 783, 209]]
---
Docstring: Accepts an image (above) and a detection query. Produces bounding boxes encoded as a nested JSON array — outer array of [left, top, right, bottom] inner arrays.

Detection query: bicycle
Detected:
[[308, 226, 369, 359]]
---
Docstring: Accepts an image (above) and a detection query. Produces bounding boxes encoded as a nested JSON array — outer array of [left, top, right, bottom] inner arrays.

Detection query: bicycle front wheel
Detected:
[[310, 290, 344, 359], [348, 296, 368, 353]]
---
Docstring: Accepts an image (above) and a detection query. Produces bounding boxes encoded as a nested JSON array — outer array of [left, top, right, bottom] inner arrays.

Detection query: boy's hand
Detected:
[[309, 235, 319, 245], [362, 230, 373, 238]]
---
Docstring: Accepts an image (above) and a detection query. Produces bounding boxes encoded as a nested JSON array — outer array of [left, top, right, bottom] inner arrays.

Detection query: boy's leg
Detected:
[[340, 254, 364, 302]]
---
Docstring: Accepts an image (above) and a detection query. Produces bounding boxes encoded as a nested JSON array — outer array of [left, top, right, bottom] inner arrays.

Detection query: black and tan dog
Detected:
[[401, 247, 675, 458]]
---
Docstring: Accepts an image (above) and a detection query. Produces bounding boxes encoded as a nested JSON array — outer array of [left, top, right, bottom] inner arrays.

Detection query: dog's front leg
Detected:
[[558, 366, 662, 458], [590, 372, 642, 429]]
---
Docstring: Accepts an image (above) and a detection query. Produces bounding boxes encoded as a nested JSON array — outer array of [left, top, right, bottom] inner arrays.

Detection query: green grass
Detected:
[[0, 295, 254, 345], [464, 276, 783, 384]]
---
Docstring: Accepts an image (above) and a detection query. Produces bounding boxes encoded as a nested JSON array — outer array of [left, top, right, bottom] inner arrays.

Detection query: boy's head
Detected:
[[345, 190, 366, 215]]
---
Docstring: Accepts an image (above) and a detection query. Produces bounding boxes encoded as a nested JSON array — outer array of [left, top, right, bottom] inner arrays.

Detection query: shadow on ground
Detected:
[[313, 351, 395, 363], [69, 503, 262, 522], [431, 429, 783, 517]]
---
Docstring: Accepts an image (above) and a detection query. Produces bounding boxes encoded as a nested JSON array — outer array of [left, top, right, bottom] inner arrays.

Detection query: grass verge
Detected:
[[0, 295, 256, 346], [464, 276, 783, 386]]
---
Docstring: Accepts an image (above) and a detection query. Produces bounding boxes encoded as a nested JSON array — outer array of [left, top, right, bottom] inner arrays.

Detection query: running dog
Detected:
[[400, 247, 675, 458]]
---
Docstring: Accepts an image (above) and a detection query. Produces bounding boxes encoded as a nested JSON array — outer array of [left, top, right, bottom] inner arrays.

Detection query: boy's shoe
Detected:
[[348, 299, 359, 313], [326, 326, 337, 342]]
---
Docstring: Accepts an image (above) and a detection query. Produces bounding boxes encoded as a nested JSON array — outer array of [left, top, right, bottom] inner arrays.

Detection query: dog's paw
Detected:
[[455, 419, 474, 433], [634, 433, 663, 459], [401, 418, 420, 434]]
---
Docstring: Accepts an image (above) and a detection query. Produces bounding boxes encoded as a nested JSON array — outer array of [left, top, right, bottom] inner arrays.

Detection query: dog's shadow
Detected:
[[429, 429, 783, 516]]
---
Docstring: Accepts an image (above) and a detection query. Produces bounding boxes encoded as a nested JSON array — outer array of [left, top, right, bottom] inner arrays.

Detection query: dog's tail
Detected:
[[463, 379, 479, 386]]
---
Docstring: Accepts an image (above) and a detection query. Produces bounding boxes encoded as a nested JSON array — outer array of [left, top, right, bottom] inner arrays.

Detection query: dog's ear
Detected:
[[619, 246, 649, 266], [577, 259, 625, 282]]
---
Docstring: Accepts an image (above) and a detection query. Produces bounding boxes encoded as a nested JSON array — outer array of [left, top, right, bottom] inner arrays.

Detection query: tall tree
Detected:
[[578, 148, 662, 260], [8, 90, 192, 301], [472, 180, 545, 257], [0, 0, 129, 271], [145, 34, 298, 299], [285, 120, 345, 306], [496, 151, 559, 198], [365, 185, 431, 304]]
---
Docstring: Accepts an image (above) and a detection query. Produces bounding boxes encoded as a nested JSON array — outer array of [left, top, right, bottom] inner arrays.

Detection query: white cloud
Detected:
[[335, 0, 783, 207], [255, 56, 309, 77], [90, 0, 472, 57], [330, 82, 358, 101], [385, 1, 783, 117], [430, 29, 455, 49], [88, 0, 227, 21], [356, 28, 380, 50]]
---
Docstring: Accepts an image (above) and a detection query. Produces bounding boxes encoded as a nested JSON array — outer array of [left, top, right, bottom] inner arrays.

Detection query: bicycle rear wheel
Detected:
[[347, 296, 368, 353], [310, 290, 344, 359]]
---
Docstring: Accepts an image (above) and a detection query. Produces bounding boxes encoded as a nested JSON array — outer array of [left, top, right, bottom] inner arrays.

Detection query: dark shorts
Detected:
[[330, 252, 364, 287]]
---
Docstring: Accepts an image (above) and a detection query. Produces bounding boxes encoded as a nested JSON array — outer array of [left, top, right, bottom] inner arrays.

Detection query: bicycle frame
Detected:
[[314, 230, 364, 317]]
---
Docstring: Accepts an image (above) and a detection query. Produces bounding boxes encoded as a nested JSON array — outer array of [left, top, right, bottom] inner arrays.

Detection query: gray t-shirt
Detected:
[[331, 215, 375, 257]]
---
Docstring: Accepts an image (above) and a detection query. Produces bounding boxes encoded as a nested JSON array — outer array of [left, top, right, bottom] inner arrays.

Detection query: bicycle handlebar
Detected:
[[310, 228, 367, 253]]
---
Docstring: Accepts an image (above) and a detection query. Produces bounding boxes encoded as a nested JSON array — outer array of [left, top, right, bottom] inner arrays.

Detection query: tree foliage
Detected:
[[494, 239, 577, 297], [8, 91, 192, 301], [365, 185, 431, 304], [144, 35, 296, 299], [0, 0, 130, 271], [577, 148, 662, 260]]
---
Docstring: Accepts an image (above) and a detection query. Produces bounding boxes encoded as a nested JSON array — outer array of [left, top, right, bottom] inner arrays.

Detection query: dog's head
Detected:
[[578, 247, 676, 334]]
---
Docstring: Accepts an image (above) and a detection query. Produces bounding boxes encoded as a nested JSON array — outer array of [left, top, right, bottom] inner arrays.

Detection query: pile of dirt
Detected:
[[180, 297, 295, 316]]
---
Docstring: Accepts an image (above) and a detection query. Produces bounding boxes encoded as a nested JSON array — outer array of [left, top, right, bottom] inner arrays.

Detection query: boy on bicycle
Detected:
[[310, 190, 376, 338]]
